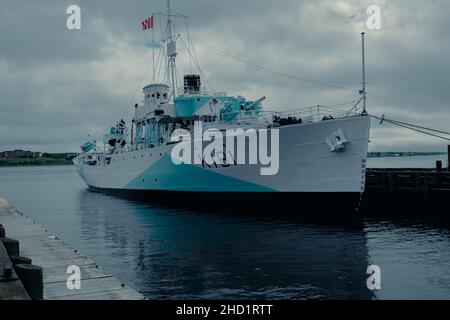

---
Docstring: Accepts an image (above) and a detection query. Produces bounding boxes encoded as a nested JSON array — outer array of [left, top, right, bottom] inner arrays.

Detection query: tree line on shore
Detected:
[[0, 153, 77, 166]]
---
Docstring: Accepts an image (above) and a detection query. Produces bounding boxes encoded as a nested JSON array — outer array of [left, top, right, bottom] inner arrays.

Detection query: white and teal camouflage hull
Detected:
[[75, 116, 370, 196]]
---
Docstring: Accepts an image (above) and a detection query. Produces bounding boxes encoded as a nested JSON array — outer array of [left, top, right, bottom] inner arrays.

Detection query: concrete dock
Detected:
[[0, 198, 144, 300]]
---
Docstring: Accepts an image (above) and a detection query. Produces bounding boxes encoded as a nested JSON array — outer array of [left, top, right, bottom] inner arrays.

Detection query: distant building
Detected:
[[0, 150, 42, 159]]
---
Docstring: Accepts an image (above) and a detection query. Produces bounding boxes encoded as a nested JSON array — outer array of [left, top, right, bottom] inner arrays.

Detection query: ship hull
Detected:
[[87, 186, 362, 217], [75, 115, 370, 209]]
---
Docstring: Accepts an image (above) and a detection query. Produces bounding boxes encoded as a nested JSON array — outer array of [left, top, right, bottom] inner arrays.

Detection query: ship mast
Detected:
[[361, 32, 367, 114], [166, 0, 177, 97]]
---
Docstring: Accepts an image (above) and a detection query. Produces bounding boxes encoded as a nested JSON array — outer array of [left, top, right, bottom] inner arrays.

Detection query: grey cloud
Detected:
[[1, 0, 449, 152]]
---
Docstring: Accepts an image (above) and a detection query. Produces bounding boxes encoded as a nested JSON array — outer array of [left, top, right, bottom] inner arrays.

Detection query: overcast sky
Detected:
[[1, 0, 450, 152]]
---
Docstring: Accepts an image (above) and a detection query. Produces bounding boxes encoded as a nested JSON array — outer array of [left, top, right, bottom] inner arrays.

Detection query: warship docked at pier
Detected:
[[74, 1, 371, 211]]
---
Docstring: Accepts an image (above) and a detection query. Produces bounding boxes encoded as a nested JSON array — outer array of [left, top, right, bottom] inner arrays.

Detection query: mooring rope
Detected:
[[369, 114, 450, 142]]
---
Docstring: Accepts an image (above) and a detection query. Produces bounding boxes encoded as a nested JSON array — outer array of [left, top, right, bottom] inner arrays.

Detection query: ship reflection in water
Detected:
[[77, 189, 373, 299], [2, 166, 450, 299]]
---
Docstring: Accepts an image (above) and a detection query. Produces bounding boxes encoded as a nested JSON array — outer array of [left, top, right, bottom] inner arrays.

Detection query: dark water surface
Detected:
[[1, 164, 450, 299]]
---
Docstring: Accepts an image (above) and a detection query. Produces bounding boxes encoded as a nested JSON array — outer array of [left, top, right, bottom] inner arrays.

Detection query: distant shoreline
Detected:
[[368, 152, 447, 158], [0, 158, 73, 167], [0, 152, 447, 167]]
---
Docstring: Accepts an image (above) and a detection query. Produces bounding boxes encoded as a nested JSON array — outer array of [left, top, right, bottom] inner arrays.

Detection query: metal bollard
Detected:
[[10, 255, 32, 266], [3, 261, 13, 278], [436, 160, 443, 172], [1, 237, 20, 257], [0, 224, 5, 238], [14, 264, 44, 300]]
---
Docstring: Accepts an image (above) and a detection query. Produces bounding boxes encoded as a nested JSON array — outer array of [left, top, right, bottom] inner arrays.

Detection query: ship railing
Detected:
[[178, 86, 227, 97], [266, 101, 364, 120], [206, 110, 272, 130], [216, 103, 363, 127]]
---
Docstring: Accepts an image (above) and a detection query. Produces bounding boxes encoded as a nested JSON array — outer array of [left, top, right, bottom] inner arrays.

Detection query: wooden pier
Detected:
[[362, 167, 450, 217], [366, 168, 450, 193], [0, 198, 144, 300], [0, 239, 30, 299]]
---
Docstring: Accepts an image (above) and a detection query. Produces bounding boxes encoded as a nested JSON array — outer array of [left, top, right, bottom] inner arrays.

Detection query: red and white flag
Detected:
[[142, 16, 153, 30]]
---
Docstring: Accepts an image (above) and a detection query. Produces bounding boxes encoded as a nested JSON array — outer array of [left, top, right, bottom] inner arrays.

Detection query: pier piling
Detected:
[[10, 255, 32, 266], [363, 168, 450, 217], [14, 264, 44, 300], [1, 237, 20, 257], [0, 241, 30, 299], [366, 168, 450, 193], [436, 160, 443, 172]]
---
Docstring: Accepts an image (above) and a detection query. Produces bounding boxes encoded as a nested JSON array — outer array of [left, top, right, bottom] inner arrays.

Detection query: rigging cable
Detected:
[[379, 117, 450, 136], [152, 13, 155, 83], [119, 58, 154, 119], [184, 17, 192, 73], [175, 28, 214, 91], [369, 114, 450, 142], [194, 37, 359, 93], [121, 15, 168, 117]]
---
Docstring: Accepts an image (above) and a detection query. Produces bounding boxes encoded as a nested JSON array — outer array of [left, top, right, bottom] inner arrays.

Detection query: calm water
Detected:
[[0, 156, 450, 300]]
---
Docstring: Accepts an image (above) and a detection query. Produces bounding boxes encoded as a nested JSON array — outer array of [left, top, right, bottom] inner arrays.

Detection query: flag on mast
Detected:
[[142, 16, 154, 30]]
